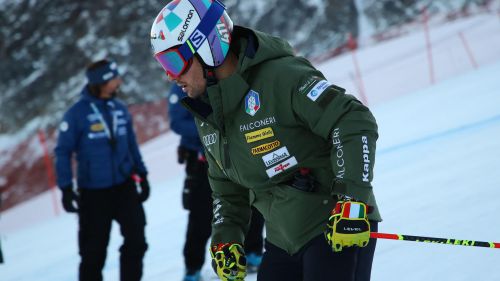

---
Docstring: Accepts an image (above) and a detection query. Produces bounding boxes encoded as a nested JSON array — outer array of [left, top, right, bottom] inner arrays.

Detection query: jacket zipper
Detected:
[[223, 137, 243, 185]]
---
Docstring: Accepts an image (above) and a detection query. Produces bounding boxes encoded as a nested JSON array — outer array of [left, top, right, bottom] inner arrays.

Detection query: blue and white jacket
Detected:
[[54, 87, 147, 189], [168, 85, 203, 153]]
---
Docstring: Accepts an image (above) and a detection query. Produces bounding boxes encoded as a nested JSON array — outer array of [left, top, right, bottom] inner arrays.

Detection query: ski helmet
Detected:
[[150, 0, 233, 77]]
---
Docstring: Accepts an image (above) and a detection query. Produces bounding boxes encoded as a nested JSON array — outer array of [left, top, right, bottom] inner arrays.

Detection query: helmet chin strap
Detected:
[[203, 67, 218, 87]]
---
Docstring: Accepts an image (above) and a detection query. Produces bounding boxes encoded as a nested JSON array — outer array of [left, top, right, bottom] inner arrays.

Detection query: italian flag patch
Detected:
[[342, 202, 366, 219]]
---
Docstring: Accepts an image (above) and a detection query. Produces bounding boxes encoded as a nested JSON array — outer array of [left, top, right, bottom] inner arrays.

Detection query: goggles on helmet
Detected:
[[154, 0, 225, 78], [155, 47, 193, 78]]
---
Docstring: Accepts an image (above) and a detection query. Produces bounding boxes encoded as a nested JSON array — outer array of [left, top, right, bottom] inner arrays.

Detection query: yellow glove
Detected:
[[210, 243, 247, 281], [325, 200, 370, 252]]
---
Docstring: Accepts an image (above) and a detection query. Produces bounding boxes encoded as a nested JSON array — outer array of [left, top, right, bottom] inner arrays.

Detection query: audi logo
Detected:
[[202, 133, 217, 146]]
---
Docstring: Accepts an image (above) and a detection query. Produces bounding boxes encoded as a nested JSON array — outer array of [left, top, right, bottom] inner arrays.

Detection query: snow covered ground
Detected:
[[1, 11, 500, 281]]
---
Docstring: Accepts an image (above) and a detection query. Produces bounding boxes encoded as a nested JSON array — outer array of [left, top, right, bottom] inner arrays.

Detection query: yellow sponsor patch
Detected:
[[251, 140, 280, 155], [90, 123, 104, 132], [245, 127, 274, 143]]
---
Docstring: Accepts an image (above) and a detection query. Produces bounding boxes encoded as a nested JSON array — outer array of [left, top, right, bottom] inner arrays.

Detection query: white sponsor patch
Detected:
[[307, 80, 332, 101], [88, 132, 108, 139], [59, 121, 69, 132], [265, 157, 298, 178], [262, 147, 290, 167]]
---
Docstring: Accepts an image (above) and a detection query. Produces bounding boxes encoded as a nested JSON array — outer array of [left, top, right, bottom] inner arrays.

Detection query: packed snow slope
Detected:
[[1, 12, 500, 281]]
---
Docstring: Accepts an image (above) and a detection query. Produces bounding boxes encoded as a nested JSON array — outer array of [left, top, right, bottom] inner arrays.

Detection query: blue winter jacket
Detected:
[[54, 87, 147, 189], [167, 85, 203, 152]]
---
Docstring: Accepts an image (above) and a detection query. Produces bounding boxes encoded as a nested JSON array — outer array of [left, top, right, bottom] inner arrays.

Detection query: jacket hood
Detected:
[[233, 26, 295, 74]]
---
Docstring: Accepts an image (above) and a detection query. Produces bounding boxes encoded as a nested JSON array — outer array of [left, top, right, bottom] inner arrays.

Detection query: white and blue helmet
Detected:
[[150, 0, 233, 69]]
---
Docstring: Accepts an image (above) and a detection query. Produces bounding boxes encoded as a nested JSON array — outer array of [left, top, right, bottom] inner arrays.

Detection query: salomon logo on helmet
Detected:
[[178, 9, 194, 41]]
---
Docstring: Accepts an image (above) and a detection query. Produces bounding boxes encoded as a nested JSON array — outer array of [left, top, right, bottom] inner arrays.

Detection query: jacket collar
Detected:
[[201, 27, 258, 128], [181, 27, 278, 133], [81, 85, 114, 106]]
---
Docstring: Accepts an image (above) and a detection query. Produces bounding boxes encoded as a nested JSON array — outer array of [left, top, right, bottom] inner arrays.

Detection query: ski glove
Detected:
[[61, 186, 79, 213], [177, 145, 190, 164], [326, 200, 370, 252], [210, 243, 247, 281], [132, 174, 150, 202]]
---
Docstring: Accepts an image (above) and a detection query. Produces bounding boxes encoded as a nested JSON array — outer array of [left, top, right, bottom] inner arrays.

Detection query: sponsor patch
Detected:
[[240, 116, 276, 132], [245, 90, 261, 116], [332, 128, 345, 179], [90, 123, 104, 132], [245, 127, 274, 143], [202, 133, 217, 146], [307, 80, 332, 102], [298, 77, 316, 94], [88, 132, 107, 139], [87, 113, 100, 122], [251, 140, 280, 155], [262, 147, 290, 167], [362, 136, 371, 182], [266, 157, 298, 178]]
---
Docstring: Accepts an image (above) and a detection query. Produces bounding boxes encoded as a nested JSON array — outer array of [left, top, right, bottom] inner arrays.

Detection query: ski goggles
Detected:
[[155, 48, 193, 78], [154, 0, 226, 78]]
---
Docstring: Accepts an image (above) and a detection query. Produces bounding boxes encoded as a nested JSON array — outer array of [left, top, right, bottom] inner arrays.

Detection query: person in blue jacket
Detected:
[[54, 59, 149, 281], [168, 84, 265, 281]]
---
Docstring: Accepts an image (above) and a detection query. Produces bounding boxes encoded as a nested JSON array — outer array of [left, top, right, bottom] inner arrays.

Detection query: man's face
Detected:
[[170, 57, 206, 99], [99, 77, 122, 99]]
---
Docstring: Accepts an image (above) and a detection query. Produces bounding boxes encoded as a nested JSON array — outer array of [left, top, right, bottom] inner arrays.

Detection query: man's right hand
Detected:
[[61, 186, 79, 213]]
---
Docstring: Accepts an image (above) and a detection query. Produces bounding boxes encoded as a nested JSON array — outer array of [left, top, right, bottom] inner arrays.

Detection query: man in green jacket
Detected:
[[151, 1, 381, 280]]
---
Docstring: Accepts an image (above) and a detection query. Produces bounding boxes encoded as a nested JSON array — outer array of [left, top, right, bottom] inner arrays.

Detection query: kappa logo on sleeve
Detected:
[[307, 80, 332, 101], [245, 127, 274, 143], [265, 157, 298, 178]]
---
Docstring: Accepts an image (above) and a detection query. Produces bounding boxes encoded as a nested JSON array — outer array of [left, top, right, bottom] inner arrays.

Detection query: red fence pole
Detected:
[[458, 31, 478, 69], [347, 33, 368, 106], [37, 130, 60, 216], [422, 8, 435, 85]]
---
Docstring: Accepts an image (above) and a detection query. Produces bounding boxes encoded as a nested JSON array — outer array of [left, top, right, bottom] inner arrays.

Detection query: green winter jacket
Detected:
[[182, 26, 381, 255]]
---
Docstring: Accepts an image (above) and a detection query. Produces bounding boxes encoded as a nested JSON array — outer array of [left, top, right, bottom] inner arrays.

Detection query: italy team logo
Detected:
[[245, 90, 261, 116]]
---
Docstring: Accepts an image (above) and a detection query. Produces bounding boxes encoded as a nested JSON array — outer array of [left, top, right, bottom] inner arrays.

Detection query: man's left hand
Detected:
[[325, 200, 370, 252]]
